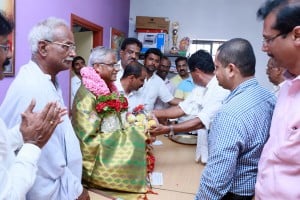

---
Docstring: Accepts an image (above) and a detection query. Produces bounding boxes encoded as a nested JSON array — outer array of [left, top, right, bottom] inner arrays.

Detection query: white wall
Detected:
[[129, 0, 272, 90]]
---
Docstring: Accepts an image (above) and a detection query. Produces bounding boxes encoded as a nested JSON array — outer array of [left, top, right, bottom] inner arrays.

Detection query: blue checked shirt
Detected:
[[195, 78, 276, 200]]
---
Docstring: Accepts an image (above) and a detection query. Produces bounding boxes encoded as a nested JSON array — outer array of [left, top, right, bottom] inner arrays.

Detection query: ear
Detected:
[[293, 26, 300, 46], [119, 50, 124, 57], [226, 63, 237, 78], [38, 40, 48, 56]]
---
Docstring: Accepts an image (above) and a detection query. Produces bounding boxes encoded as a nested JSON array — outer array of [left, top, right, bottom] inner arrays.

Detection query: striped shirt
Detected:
[[195, 78, 276, 200]]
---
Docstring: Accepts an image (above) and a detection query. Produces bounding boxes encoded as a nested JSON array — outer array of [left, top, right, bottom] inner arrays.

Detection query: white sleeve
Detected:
[[7, 124, 24, 151], [158, 81, 174, 103], [0, 143, 41, 200], [179, 86, 205, 115], [196, 87, 229, 129]]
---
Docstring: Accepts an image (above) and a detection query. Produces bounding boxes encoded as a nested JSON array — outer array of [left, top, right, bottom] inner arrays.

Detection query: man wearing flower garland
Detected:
[[72, 46, 149, 197]]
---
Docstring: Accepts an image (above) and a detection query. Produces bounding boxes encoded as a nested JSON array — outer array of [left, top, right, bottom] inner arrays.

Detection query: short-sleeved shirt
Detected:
[[138, 73, 174, 111]]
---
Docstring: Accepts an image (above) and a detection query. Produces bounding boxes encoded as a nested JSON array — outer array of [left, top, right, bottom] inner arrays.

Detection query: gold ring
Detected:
[[50, 120, 54, 125]]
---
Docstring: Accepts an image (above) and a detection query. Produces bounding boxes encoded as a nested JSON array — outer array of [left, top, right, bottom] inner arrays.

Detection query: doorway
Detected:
[[69, 14, 103, 111]]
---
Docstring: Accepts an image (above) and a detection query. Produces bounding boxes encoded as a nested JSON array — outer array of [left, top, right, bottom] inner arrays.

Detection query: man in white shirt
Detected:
[[154, 56, 176, 110], [71, 56, 85, 106], [0, 12, 68, 200], [116, 37, 143, 80], [115, 61, 147, 111], [0, 17, 89, 200], [150, 50, 230, 164], [138, 48, 181, 111]]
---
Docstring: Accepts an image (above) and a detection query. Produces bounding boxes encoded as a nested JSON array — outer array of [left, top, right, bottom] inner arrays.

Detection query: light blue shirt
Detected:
[[195, 78, 276, 200]]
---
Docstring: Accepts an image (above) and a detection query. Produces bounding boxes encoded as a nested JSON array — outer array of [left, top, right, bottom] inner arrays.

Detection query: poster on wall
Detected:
[[0, 0, 15, 76], [110, 27, 125, 58]]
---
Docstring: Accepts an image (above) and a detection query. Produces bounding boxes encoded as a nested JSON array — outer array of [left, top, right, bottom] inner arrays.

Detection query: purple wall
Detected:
[[0, 0, 130, 108]]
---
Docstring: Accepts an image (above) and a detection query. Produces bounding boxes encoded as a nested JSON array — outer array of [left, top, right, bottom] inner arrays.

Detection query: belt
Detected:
[[222, 192, 253, 200]]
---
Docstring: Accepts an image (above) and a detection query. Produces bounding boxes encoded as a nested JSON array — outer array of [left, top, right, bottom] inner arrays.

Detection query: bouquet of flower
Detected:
[[95, 93, 128, 118]]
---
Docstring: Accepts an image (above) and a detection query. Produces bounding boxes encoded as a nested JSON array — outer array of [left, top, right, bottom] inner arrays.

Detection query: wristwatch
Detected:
[[168, 125, 174, 137]]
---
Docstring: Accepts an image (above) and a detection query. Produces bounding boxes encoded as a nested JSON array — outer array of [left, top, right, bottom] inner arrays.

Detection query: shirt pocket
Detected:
[[274, 121, 300, 165]]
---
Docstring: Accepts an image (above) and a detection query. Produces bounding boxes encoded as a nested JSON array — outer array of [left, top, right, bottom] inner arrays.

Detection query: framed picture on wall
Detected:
[[110, 27, 125, 54], [0, 0, 15, 76]]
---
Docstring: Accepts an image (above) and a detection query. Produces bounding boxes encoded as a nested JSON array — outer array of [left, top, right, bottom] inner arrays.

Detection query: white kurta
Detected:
[[0, 61, 83, 200], [0, 119, 41, 200]]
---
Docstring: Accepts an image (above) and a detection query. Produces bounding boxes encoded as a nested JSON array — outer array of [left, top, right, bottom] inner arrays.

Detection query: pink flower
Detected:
[[81, 67, 118, 96]]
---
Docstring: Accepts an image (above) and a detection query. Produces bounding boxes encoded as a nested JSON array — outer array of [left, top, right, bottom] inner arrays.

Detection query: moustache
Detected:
[[64, 57, 74, 62]]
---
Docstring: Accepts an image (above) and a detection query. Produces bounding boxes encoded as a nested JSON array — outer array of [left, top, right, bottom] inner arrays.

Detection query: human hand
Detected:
[[77, 188, 90, 200], [149, 123, 169, 137], [20, 99, 67, 148]]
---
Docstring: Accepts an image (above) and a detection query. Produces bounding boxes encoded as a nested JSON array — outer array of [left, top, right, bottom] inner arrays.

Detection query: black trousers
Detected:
[[221, 192, 253, 200]]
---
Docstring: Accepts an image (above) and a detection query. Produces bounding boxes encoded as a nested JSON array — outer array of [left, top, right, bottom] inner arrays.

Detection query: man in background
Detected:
[[117, 37, 143, 80], [71, 55, 85, 106], [138, 48, 180, 111], [115, 61, 147, 111], [154, 55, 175, 110], [170, 56, 195, 100], [266, 57, 285, 96]]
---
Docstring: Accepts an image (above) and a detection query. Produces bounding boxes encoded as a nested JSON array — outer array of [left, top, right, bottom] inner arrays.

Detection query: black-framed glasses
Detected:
[[0, 44, 10, 54], [96, 62, 120, 70], [262, 33, 284, 45], [44, 40, 76, 52]]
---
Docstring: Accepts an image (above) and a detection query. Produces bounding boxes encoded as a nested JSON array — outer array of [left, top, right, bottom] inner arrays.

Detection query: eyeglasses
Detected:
[[44, 40, 76, 52], [96, 62, 120, 70], [0, 44, 10, 54], [262, 33, 283, 45]]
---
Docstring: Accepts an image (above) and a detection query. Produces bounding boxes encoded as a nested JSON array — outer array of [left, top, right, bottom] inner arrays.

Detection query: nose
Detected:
[[69, 49, 76, 57], [7, 48, 12, 59], [261, 43, 269, 52]]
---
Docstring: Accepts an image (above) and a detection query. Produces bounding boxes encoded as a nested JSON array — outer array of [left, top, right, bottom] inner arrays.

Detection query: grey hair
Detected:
[[88, 46, 117, 66], [28, 17, 69, 54]]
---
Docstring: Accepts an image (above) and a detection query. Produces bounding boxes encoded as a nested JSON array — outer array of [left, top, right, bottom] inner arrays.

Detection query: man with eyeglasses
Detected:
[[117, 37, 143, 80], [0, 17, 89, 200], [255, 1, 300, 199], [0, 12, 72, 199]]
